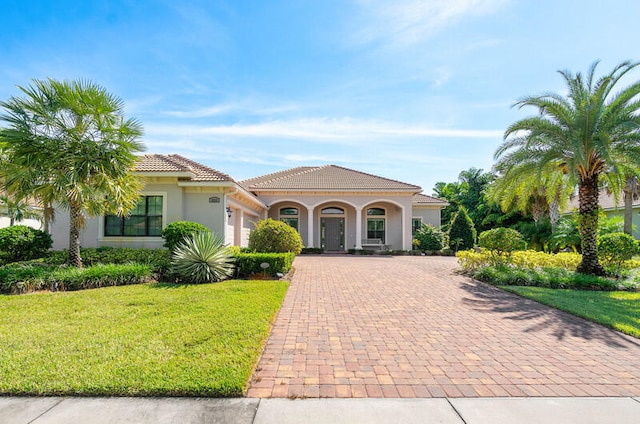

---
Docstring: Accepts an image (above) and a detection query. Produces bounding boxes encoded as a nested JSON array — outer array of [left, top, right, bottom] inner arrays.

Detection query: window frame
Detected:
[[104, 195, 164, 237], [366, 207, 386, 243]]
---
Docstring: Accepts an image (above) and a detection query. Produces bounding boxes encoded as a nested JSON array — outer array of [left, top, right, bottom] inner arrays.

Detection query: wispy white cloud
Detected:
[[348, 0, 509, 49], [145, 117, 502, 141], [163, 101, 302, 118]]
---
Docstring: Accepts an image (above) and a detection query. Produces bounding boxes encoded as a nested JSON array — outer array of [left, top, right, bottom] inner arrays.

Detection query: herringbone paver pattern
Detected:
[[247, 256, 640, 398]]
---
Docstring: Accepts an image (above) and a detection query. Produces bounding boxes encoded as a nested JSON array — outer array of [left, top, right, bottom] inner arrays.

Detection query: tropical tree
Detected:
[[0, 78, 145, 267], [0, 194, 41, 226], [495, 61, 640, 275], [488, 160, 572, 231]]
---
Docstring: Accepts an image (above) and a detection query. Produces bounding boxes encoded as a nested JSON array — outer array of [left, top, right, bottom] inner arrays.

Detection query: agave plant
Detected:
[[171, 231, 235, 283]]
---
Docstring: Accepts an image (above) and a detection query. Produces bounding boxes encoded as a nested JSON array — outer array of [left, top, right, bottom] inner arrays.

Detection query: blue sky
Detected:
[[2, 0, 640, 194]]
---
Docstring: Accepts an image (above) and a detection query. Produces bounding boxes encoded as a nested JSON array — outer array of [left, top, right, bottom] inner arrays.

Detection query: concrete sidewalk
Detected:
[[2, 397, 639, 424]]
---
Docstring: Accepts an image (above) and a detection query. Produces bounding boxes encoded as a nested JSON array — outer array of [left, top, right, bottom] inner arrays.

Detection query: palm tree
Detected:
[[0, 79, 145, 267], [0, 194, 41, 226], [495, 61, 640, 275], [489, 161, 572, 231]]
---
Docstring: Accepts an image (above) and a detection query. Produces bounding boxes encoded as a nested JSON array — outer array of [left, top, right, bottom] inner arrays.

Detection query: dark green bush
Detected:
[[234, 252, 295, 277], [0, 225, 52, 263], [414, 224, 446, 251], [161, 221, 209, 251], [248, 218, 303, 254], [0, 262, 152, 293], [447, 206, 476, 251], [597, 232, 640, 269], [46, 247, 171, 279], [301, 247, 324, 254]]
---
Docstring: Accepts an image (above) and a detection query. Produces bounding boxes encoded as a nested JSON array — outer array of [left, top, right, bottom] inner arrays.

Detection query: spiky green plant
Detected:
[[171, 232, 235, 283]]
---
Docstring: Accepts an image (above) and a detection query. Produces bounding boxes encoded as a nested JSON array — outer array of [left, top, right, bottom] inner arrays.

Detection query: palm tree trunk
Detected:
[[624, 188, 633, 235], [68, 202, 83, 267], [576, 175, 605, 275], [549, 193, 560, 232]]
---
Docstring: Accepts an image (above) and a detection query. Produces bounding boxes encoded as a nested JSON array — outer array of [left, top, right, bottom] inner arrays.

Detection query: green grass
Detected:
[[502, 286, 640, 338], [0, 280, 288, 396]]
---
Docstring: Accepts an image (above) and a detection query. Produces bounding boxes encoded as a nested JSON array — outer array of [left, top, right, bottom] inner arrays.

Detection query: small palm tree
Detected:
[[0, 79, 145, 267], [0, 194, 41, 226], [495, 61, 640, 275]]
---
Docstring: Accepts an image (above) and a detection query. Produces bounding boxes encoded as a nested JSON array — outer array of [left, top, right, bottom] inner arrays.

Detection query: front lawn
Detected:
[[502, 286, 640, 338], [0, 280, 288, 396]]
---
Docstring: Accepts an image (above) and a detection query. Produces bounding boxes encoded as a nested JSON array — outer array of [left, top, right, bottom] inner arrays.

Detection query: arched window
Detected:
[[279, 207, 299, 231], [367, 207, 385, 215], [321, 207, 344, 214]]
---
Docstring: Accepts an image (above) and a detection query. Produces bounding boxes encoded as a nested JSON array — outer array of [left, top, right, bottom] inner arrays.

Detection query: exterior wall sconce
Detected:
[[226, 207, 233, 218]]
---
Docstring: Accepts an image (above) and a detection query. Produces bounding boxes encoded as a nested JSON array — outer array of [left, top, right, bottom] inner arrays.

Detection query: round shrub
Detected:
[[478, 228, 527, 254], [171, 232, 235, 283], [0, 225, 52, 263], [161, 221, 209, 251], [598, 232, 640, 268], [414, 224, 445, 251], [248, 218, 303, 254]]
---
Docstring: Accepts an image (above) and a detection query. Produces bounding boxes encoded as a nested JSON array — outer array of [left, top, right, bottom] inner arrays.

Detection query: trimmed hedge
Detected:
[[234, 252, 295, 277], [46, 247, 171, 279], [472, 265, 633, 291], [0, 262, 153, 294], [0, 225, 52, 263]]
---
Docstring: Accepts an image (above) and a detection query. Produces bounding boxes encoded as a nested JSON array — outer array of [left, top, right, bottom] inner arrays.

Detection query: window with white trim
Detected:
[[366, 208, 385, 242]]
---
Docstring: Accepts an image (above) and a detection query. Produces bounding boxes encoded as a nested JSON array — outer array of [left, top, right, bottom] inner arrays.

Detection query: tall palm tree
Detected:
[[0, 79, 145, 267], [495, 61, 640, 275]]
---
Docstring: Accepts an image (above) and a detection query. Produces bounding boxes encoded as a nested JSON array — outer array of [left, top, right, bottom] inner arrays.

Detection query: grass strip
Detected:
[[0, 280, 288, 396], [501, 286, 640, 338]]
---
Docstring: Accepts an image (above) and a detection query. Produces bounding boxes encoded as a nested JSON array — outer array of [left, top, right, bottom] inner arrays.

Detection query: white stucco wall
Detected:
[[412, 206, 444, 228]]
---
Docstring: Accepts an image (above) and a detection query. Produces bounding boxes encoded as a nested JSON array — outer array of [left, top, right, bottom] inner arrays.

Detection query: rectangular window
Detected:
[[412, 218, 423, 235], [104, 196, 163, 237], [367, 218, 385, 242], [281, 217, 299, 231]]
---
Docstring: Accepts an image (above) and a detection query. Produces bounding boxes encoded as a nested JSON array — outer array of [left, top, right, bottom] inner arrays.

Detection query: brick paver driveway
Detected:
[[247, 256, 640, 398]]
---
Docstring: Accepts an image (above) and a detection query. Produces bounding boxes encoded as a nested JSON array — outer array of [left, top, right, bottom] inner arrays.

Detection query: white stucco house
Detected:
[[50, 154, 448, 252]]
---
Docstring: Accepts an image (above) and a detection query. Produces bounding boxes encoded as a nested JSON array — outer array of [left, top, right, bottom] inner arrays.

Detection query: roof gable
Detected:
[[241, 165, 421, 191], [136, 154, 234, 182]]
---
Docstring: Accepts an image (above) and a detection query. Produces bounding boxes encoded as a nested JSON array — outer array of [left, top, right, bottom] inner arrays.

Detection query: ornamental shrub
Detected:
[[161, 221, 209, 251], [234, 252, 295, 277], [0, 225, 52, 263], [478, 228, 527, 264], [598, 232, 640, 269], [414, 224, 446, 251], [248, 218, 303, 254], [171, 232, 235, 283], [447, 206, 476, 251]]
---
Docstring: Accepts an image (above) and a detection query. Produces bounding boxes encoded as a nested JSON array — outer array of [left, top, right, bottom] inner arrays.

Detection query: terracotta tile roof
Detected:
[[412, 193, 449, 206], [241, 165, 421, 191], [135, 154, 234, 182]]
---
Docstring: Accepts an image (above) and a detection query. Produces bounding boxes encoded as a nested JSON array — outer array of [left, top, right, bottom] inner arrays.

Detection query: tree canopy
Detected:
[[0, 78, 145, 267]]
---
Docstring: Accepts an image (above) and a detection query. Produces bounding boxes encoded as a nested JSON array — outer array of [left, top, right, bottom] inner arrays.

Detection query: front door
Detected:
[[321, 217, 344, 251]]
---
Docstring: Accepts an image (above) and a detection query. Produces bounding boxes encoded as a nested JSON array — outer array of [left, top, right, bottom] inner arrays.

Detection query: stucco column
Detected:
[[234, 208, 244, 246], [355, 206, 362, 249], [307, 206, 314, 247]]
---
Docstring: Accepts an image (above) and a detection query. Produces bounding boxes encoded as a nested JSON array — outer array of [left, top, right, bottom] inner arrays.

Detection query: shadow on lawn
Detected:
[[459, 277, 640, 349]]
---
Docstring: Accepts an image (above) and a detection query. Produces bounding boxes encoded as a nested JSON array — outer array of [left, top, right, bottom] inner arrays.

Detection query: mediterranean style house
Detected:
[[49, 154, 448, 252]]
